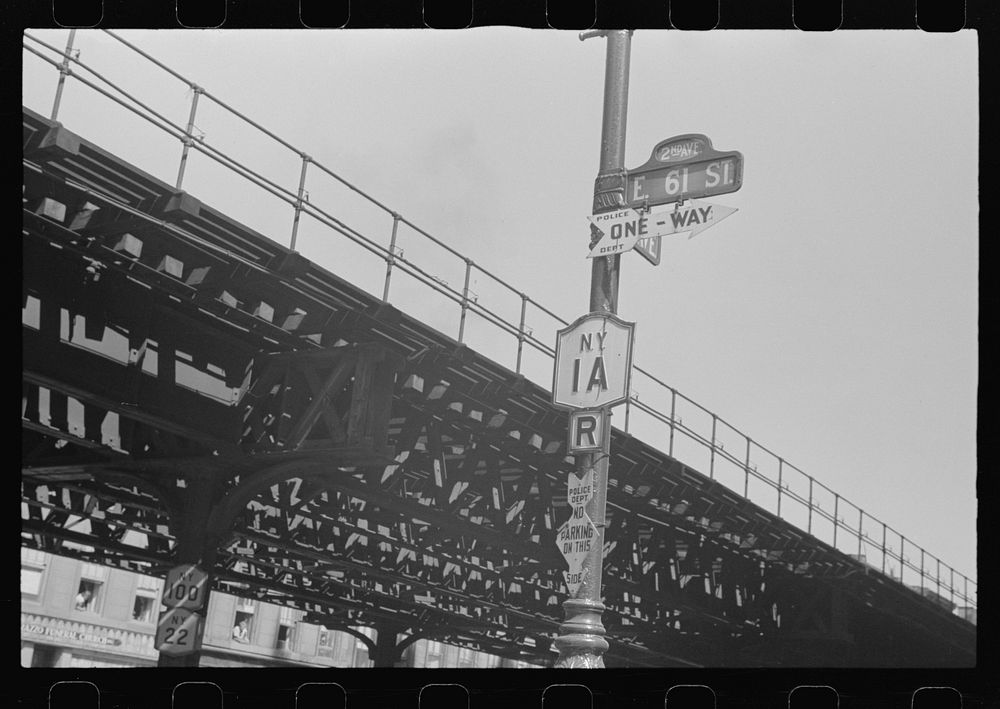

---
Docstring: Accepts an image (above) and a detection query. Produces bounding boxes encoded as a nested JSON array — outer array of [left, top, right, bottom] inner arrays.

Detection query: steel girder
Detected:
[[21, 106, 975, 667]]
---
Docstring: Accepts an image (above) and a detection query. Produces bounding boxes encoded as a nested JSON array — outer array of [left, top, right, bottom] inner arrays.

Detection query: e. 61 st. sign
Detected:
[[626, 133, 743, 209], [552, 312, 635, 411]]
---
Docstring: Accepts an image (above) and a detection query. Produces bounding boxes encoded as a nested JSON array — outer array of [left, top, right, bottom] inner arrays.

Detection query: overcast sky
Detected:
[[22, 29, 978, 589]]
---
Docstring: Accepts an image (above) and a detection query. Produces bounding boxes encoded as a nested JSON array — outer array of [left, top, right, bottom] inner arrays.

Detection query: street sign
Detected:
[[626, 133, 743, 209], [634, 234, 662, 266], [558, 469, 597, 596], [566, 469, 595, 507], [552, 312, 635, 410], [557, 505, 598, 596], [568, 410, 606, 453], [163, 564, 209, 610], [586, 208, 648, 258], [155, 607, 203, 657], [647, 200, 738, 240], [587, 200, 736, 258]]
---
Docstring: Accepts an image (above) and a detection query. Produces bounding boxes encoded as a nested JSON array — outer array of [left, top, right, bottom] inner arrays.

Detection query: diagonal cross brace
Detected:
[[282, 349, 358, 449]]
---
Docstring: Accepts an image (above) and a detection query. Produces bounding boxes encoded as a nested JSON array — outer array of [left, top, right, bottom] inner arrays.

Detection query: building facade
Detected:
[[21, 548, 540, 668]]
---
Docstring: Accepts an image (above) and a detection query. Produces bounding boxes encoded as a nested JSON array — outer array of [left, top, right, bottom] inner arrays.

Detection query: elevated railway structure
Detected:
[[21, 32, 976, 668]]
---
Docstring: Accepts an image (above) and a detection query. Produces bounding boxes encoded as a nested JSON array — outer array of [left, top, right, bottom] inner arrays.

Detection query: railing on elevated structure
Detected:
[[22, 29, 976, 618]]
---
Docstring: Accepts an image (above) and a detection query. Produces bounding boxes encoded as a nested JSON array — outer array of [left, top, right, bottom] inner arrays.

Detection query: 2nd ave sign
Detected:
[[587, 200, 738, 258], [626, 133, 743, 209]]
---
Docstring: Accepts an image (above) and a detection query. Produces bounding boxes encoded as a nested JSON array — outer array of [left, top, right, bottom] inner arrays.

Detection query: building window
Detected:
[[132, 575, 160, 624], [75, 563, 109, 613], [21, 548, 46, 598], [233, 599, 256, 643], [276, 623, 294, 649], [276, 607, 296, 650], [457, 646, 475, 668], [75, 580, 100, 612], [317, 628, 335, 658], [31, 645, 59, 668], [423, 639, 444, 668], [132, 595, 156, 623], [22, 567, 44, 596], [352, 626, 374, 667]]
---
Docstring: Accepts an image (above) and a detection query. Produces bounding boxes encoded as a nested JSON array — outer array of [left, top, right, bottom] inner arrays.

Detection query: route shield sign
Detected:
[[568, 410, 606, 453], [163, 564, 209, 610], [155, 607, 203, 657], [626, 133, 743, 209], [552, 312, 635, 410]]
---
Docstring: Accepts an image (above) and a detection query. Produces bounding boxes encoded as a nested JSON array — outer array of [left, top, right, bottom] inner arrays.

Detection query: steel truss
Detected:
[[21, 108, 975, 668]]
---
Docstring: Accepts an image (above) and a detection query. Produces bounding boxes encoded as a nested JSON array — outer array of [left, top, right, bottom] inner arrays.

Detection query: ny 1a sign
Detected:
[[552, 312, 635, 411]]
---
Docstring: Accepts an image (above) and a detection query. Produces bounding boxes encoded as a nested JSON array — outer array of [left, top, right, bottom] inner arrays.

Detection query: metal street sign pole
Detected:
[[553, 28, 631, 669]]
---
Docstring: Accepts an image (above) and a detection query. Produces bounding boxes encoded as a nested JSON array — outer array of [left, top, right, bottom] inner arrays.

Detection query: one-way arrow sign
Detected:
[[587, 200, 737, 259], [652, 199, 738, 240]]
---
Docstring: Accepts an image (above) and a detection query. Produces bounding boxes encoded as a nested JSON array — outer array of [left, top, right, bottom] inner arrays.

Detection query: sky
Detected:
[[21, 29, 978, 592]]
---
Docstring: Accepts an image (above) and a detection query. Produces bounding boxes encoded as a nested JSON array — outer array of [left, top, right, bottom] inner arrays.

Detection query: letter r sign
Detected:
[[569, 409, 606, 453]]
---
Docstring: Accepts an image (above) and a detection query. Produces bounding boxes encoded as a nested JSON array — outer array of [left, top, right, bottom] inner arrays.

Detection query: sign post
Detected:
[[554, 32, 743, 670], [552, 29, 633, 670], [155, 563, 209, 659]]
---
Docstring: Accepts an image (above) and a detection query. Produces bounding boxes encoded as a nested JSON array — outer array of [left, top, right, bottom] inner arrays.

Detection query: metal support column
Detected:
[[709, 415, 717, 478], [553, 29, 631, 670], [668, 389, 676, 456], [776, 458, 784, 517], [289, 154, 311, 250], [382, 213, 401, 302], [458, 258, 473, 342], [857, 510, 864, 557], [515, 294, 528, 373], [743, 437, 751, 498], [833, 494, 839, 548], [157, 467, 220, 667], [371, 623, 404, 668], [51, 30, 77, 121], [175, 85, 203, 190], [807, 478, 814, 534]]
